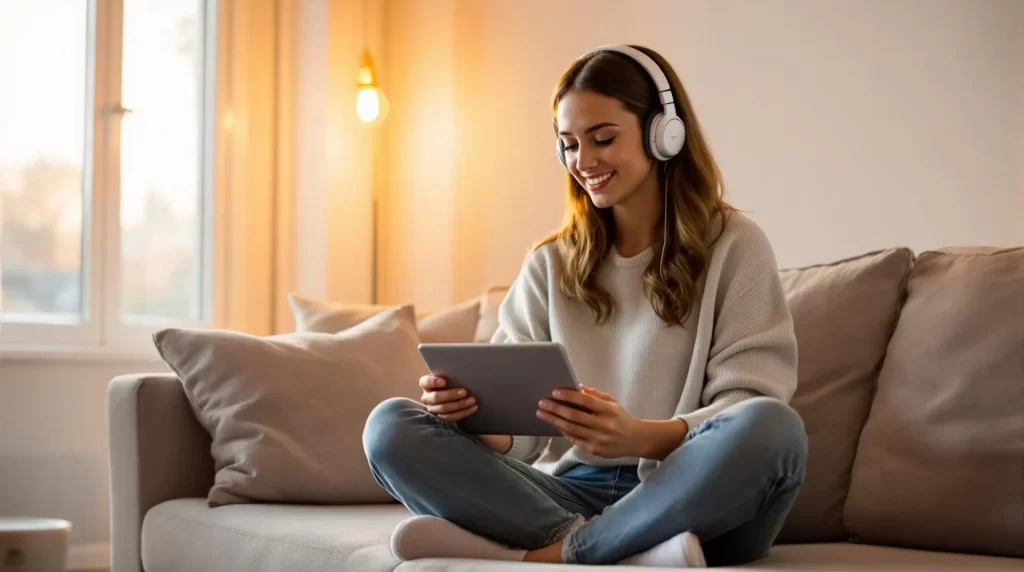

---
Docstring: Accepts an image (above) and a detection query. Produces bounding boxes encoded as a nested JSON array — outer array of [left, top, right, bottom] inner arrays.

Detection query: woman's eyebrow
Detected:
[[558, 122, 619, 136]]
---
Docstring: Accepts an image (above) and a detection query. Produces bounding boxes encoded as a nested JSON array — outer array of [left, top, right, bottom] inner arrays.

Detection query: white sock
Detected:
[[390, 515, 527, 562], [618, 531, 707, 568]]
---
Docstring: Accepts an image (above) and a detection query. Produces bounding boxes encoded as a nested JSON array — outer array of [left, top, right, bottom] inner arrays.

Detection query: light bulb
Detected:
[[356, 87, 380, 123]]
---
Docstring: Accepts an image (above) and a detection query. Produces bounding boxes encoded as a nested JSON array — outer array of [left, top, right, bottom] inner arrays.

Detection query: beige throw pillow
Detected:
[[288, 293, 481, 344], [776, 248, 913, 543], [844, 248, 1024, 557], [153, 305, 426, 506]]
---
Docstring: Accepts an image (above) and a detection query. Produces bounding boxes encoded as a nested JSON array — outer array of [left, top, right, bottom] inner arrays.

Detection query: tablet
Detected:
[[417, 342, 585, 436]]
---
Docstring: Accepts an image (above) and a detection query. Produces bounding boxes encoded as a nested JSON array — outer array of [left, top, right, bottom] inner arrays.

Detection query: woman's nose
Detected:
[[575, 144, 598, 171]]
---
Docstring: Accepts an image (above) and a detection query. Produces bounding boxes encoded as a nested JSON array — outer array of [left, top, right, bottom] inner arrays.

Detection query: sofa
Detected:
[[108, 246, 1024, 571]]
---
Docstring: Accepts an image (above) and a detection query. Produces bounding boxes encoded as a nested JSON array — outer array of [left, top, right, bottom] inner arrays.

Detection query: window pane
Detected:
[[120, 0, 206, 322], [0, 1, 88, 323]]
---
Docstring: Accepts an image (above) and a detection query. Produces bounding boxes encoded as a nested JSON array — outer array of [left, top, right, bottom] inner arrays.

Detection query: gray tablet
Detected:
[[417, 342, 585, 436]]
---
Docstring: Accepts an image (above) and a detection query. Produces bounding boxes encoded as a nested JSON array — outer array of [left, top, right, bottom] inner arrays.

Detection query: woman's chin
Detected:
[[587, 191, 618, 209]]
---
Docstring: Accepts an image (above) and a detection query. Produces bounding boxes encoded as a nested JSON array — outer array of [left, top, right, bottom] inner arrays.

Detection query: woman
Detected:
[[362, 44, 806, 568]]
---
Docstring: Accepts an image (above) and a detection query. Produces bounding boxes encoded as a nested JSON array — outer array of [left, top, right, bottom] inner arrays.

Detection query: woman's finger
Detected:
[[539, 399, 604, 429], [426, 396, 477, 414], [418, 375, 447, 390], [439, 405, 478, 422], [552, 389, 613, 414], [537, 409, 599, 440], [421, 387, 469, 406], [580, 385, 615, 402]]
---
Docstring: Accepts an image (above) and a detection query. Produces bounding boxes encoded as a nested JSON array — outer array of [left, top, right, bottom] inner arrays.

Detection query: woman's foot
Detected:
[[390, 515, 527, 562], [618, 531, 706, 568]]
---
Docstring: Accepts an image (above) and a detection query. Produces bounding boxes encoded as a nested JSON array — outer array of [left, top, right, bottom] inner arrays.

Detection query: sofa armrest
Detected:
[[108, 374, 214, 572]]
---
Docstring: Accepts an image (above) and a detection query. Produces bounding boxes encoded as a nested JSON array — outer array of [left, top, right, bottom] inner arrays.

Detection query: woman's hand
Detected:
[[418, 375, 512, 453], [418, 374, 478, 422], [536, 385, 647, 458]]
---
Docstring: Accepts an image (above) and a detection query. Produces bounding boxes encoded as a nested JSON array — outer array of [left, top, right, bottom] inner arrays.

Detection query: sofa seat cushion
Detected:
[[142, 500, 1024, 572], [397, 543, 1024, 572], [141, 499, 410, 572]]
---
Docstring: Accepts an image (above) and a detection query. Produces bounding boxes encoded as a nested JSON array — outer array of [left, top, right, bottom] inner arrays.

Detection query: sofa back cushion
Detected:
[[154, 306, 426, 506], [844, 247, 1024, 557], [774, 248, 913, 543]]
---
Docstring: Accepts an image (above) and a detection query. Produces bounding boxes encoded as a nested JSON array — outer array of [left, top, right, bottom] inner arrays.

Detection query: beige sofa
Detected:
[[108, 247, 1024, 572]]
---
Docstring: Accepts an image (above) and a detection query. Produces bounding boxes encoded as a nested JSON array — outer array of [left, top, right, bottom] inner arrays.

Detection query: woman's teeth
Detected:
[[586, 172, 614, 186]]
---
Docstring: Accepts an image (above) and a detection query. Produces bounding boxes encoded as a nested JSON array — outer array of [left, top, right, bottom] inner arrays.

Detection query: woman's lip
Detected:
[[586, 171, 615, 192]]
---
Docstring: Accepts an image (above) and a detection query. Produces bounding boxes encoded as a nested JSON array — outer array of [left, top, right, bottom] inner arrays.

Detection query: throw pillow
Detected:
[[289, 293, 481, 343], [844, 247, 1024, 557], [153, 305, 426, 506]]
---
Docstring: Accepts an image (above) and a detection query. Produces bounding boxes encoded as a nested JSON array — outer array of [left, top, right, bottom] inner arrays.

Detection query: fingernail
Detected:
[[538, 400, 547, 408], [458, 389, 466, 397], [553, 391, 563, 399], [467, 397, 476, 404]]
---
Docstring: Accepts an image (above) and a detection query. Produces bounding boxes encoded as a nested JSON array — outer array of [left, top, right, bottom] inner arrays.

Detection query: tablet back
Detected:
[[417, 342, 581, 436]]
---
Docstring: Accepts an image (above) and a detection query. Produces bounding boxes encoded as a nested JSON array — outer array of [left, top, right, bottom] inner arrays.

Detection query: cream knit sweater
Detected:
[[491, 212, 798, 481]]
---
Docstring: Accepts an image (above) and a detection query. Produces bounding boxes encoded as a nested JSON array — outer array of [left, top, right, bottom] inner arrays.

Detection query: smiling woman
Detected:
[[364, 44, 805, 569]]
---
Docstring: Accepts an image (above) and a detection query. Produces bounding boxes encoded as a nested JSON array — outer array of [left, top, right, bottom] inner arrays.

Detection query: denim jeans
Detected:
[[362, 396, 807, 566]]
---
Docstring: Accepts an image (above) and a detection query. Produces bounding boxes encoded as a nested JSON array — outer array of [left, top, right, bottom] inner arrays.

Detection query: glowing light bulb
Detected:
[[357, 87, 380, 123]]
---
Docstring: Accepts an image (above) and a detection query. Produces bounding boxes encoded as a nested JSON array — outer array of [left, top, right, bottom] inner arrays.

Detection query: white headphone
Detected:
[[556, 45, 686, 168]]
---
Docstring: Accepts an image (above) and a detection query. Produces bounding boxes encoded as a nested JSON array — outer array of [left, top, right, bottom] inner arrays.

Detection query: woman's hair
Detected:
[[539, 45, 734, 328]]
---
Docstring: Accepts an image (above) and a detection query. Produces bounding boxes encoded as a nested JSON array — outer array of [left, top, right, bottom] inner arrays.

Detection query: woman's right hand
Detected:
[[418, 375, 513, 454], [419, 374, 478, 422]]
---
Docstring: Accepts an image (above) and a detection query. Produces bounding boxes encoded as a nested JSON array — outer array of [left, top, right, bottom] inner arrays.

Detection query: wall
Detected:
[[0, 1, 384, 568], [0, 356, 168, 569], [379, 0, 1024, 307]]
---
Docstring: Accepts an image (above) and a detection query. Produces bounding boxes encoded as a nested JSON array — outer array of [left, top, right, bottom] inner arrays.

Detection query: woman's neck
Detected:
[[612, 170, 661, 257]]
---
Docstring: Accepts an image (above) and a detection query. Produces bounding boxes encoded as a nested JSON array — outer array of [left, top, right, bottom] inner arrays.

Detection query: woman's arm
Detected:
[[485, 246, 557, 462], [673, 224, 798, 438]]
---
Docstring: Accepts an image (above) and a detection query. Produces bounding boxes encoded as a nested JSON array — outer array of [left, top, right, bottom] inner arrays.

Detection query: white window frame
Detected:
[[0, 0, 221, 359]]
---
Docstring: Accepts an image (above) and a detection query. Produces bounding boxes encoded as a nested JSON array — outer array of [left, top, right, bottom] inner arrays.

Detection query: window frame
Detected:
[[0, 0, 221, 358]]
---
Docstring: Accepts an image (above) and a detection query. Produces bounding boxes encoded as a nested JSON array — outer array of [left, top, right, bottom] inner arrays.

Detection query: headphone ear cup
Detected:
[[657, 115, 685, 159], [649, 112, 685, 162], [556, 138, 567, 169], [644, 112, 662, 161]]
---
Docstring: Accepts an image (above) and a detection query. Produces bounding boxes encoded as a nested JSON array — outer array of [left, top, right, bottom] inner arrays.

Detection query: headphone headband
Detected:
[[588, 45, 676, 116]]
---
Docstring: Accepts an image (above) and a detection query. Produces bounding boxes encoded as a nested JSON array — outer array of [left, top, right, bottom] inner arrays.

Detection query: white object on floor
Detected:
[[0, 517, 73, 572], [390, 515, 527, 562], [618, 530, 707, 568]]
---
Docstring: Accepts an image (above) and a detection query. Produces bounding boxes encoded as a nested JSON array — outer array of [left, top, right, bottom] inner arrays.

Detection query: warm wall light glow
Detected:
[[356, 50, 387, 125]]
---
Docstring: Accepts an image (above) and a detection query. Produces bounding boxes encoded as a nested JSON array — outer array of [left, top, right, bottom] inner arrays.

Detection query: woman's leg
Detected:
[[561, 397, 807, 565], [362, 397, 602, 550]]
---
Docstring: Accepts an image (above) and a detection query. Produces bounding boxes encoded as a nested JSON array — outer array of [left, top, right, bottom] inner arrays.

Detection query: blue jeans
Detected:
[[362, 396, 806, 566]]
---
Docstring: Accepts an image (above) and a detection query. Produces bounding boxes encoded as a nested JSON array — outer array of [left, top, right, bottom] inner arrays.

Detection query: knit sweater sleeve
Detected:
[[490, 246, 553, 462], [674, 226, 798, 432]]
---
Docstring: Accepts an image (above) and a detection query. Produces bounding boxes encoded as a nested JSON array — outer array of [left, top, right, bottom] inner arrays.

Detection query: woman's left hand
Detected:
[[537, 385, 645, 458]]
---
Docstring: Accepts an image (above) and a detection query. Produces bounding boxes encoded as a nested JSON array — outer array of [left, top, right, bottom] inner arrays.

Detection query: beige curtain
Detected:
[[213, 0, 295, 335]]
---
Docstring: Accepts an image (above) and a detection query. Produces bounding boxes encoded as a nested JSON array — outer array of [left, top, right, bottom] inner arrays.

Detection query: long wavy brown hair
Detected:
[[538, 45, 733, 328]]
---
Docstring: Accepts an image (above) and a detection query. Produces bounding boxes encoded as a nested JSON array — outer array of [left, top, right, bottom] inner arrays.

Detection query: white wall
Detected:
[[380, 0, 1024, 307], [0, 356, 168, 569]]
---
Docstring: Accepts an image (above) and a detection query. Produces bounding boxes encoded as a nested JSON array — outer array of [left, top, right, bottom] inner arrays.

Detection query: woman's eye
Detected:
[[595, 137, 615, 147], [563, 143, 579, 152]]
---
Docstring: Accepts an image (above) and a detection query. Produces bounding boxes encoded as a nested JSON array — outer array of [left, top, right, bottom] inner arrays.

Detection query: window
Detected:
[[0, 0, 218, 353]]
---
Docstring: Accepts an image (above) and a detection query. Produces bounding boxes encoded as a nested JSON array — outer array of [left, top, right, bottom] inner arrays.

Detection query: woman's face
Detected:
[[556, 90, 656, 210]]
